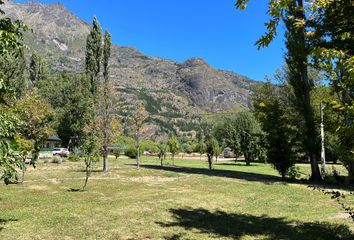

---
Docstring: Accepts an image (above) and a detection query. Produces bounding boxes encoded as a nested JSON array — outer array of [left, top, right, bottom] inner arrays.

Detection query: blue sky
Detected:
[[16, 0, 286, 81]]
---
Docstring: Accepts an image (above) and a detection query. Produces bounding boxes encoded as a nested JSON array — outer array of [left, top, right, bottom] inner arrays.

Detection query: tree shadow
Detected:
[[67, 188, 84, 192], [215, 162, 259, 167], [0, 218, 18, 232], [136, 164, 284, 184], [135, 164, 354, 191], [159, 208, 354, 240]]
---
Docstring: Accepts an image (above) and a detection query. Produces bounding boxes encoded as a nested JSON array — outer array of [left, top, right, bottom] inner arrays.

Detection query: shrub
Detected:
[[52, 156, 62, 164], [125, 146, 143, 159], [68, 148, 82, 162]]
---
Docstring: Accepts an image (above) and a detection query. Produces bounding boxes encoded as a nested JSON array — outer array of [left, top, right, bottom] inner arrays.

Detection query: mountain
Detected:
[[2, 0, 261, 137]]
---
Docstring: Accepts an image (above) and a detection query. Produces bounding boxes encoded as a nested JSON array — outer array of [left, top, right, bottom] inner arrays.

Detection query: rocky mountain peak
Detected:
[[3, 1, 261, 135], [182, 58, 210, 68]]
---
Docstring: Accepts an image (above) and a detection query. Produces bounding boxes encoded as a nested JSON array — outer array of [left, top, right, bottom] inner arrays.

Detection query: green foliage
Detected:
[[196, 139, 206, 155], [81, 117, 102, 191], [138, 90, 162, 114], [29, 53, 50, 89], [85, 16, 102, 98], [39, 73, 91, 146], [253, 82, 300, 179], [214, 111, 265, 165], [15, 93, 55, 161], [0, 6, 27, 184], [157, 141, 169, 166], [125, 145, 143, 159], [141, 140, 159, 153], [308, 0, 354, 180], [205, 135, 220, 170], [68, 147, 82, 162], [168, 135, 180, 156]]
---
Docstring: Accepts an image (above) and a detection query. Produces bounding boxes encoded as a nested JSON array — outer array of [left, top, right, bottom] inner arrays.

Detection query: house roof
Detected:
[[47, 135, 62, 142]]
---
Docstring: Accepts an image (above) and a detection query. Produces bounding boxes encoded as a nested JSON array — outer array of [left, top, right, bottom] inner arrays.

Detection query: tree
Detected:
[[254, 82, 299, 179], [101, 30, 112, 172], [158, 142, 168, 166], [235, 0, 322, 181], [85, 16, 102, 99], [29, 53, 50, 90], [196, 139, 206, 160], [0, 2, 27, 184], [214, 112, 264, 166], [130, 102, 148, 168], [39, 73, 91, 147], [284, 1, 321, 181], [309, 0, 354, 181], [15, 93, 55, 163], [213, 138, 222, 162], [205, 135, 219, 170], [81, 117, 102, 191], [168, 135, 180, 166], [15, 134, 33, 184], [0, 111, 25, 184]]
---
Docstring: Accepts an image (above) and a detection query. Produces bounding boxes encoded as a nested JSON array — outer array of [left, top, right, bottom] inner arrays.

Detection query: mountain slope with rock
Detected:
[[3, 0, 261, 136]]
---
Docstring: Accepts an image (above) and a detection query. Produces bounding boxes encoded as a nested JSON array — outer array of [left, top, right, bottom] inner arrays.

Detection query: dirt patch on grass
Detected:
[[28, 184, 50, 191], [123, 176, 180, 183]]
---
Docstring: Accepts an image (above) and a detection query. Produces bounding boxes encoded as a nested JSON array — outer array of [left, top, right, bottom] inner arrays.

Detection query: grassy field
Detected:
[[0, 156, 353, 240]]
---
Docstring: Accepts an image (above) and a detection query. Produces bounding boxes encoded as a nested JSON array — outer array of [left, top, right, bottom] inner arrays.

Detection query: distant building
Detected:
[[43, 135, 62, 150], [223, 147, 235, 158]]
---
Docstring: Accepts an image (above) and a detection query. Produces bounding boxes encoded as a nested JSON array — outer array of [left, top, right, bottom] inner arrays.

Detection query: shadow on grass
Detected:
[[159, 208, 354, 240], [214, 162, 259, 167], [136, 164, 283, 184], [0, 218, 18, 232]]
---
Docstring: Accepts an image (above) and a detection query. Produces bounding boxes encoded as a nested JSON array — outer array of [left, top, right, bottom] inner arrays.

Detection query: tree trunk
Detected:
[[136, 145, 140, 169], [172, 153, 175, 166], [285, 0, 321, 182], [348, 161, 354, 183], [82, 158, 91, 191], [207, 154, 213, 170], [103, 146, 109, 172]]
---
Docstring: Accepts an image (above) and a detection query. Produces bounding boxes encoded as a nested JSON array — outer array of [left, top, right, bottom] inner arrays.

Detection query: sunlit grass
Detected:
[[0, 156, 353, 240]]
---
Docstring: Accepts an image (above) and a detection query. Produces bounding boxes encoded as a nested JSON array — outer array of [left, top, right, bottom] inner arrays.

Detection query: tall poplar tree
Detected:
[[235, 0, 322, 181], [85, 16, 102, 99], [284, 1, 321, 181], [102, 30, 112, 172]]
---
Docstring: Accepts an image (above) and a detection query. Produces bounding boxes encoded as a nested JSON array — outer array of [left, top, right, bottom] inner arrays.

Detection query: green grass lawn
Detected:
[[0, 156, 353, 240]]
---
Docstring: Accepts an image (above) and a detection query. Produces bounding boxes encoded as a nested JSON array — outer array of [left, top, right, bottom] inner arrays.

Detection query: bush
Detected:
[[52, 156, 62, 164], [68, 148, 82, 162], [125, 146, 143, 159], [287, 166, 301, 180], [68, 153, 81, 162]]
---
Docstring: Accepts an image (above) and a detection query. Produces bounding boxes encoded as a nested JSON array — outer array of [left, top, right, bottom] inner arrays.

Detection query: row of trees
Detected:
[[235, 0, 353, 182]]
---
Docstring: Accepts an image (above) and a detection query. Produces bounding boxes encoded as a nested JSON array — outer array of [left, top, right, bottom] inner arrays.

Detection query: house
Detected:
[[43, 135, 62, 150]]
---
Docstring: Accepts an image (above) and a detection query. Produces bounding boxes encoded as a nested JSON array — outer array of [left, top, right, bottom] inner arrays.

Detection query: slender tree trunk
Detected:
[[207, 154, 213, 170], [136, 137, 140, 169], [286, 0, 321, 182], [82, 158, 91, 191], [103, 146, 109, 172], [172, 153, 175, 166]]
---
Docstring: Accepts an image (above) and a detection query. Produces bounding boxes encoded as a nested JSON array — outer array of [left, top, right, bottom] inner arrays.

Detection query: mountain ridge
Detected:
[[3, 0, 261, 136]]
